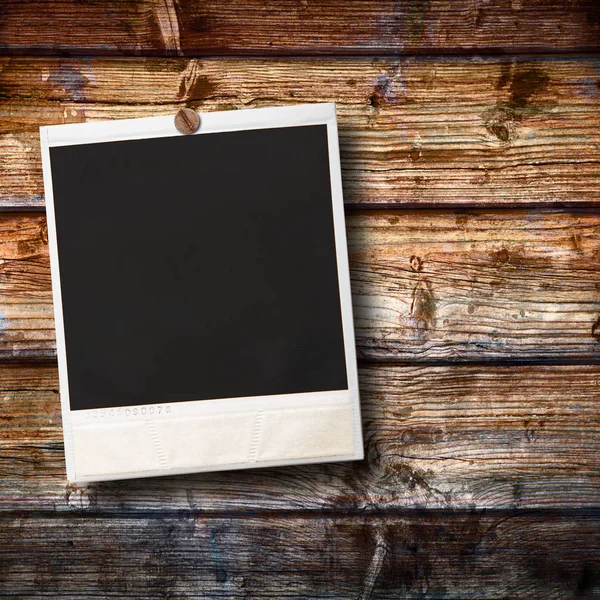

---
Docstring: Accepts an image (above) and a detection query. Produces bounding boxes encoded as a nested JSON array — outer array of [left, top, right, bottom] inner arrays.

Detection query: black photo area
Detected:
[[49, 125, 348, 411]]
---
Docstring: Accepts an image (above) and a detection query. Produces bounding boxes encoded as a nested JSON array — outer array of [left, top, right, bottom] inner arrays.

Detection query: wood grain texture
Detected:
[[0, 510, 599, 598], [2, 210, 599, 362], [3, 363, 600, 512], [1, 56, 600, 209], [0, 215, 53, 358], [1, 2, 598, 596], [1, 0, 599, 56], [350, 209, 600, 362]]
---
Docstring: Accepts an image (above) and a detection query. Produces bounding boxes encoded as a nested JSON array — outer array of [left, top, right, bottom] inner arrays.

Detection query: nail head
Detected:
[[174, 108, 200, 134]]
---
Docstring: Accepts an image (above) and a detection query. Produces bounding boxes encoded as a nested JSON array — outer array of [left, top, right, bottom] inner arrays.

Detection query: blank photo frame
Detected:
[[40, 103, 363, 482]]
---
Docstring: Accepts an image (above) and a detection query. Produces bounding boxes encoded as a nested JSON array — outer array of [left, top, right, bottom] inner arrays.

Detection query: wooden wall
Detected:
[[0, 1, 599, 597]]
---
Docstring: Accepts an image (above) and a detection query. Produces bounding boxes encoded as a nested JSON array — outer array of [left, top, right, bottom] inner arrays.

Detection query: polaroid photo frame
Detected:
[[40, 103, 363, 483]]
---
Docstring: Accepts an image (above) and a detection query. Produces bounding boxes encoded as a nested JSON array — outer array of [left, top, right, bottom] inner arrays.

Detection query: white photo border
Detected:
[[40, 103, 363, 482]]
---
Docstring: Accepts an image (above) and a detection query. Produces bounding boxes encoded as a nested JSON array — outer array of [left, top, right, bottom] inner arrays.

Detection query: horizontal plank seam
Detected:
[[0, 508, 599, 519], [357, 357, 600, 367], [1, 356, 600, 367], [3, 203, 600, 217], [2, 50, 600, 59], [343, 202, 600, 210]]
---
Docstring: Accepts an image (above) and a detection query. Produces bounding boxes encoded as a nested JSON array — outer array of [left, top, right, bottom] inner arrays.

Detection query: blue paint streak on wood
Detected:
[[208, 530, 228, 584]]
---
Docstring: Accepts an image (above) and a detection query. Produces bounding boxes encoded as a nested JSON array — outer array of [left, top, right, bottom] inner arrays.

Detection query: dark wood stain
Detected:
[[583, 1, 600, 27], [496, 62, 512, 90], [592, 316, 600, 341], [507, 66, 550, 109], [177, 74, 216, 101], [400, 0, 433, 47], [484, 63, 551, 142]]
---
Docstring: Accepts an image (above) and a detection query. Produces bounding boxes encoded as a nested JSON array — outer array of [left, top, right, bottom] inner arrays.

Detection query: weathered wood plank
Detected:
[[2, 363, 600, 512], [1, 57, 599, 209], [0, 215, 53, 358], [2, 210, 599, 362], [0, 510, 598, 598], [350, 209, 600, 362], [1, 0, 599, 56]]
